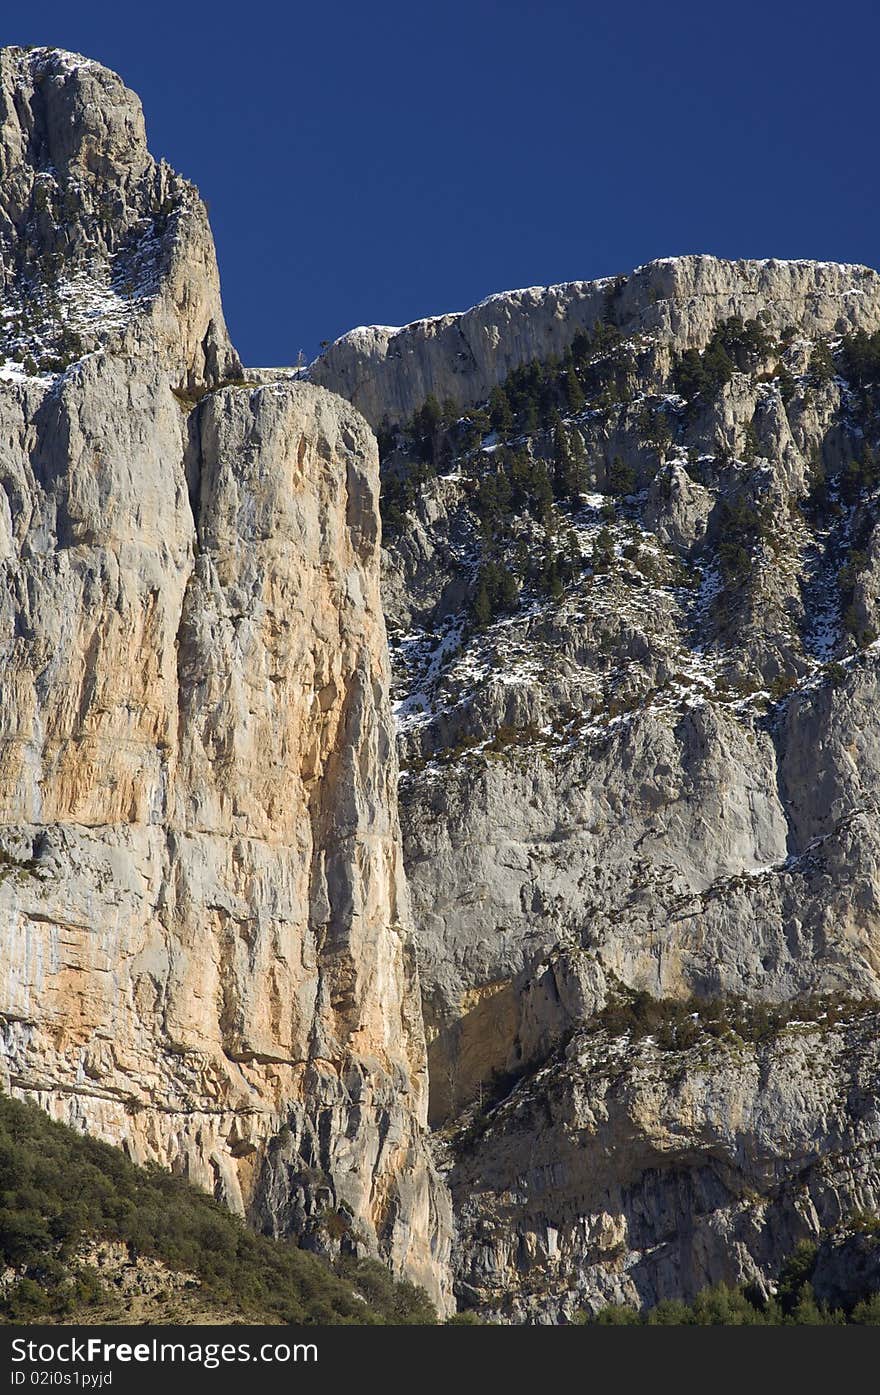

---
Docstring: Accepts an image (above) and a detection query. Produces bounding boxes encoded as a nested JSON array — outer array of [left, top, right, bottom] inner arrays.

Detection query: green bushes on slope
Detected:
[[587, 986, 876, 1052], [672, 315, 772, 405], [0, 1093, 435, 1325], [580, 1241, 880, 1325]]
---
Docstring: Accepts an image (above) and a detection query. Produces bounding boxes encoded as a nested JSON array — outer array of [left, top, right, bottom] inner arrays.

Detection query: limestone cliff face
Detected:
[[0, 46, 238, 391], [449, 1007, 880, 1321], [0, 47, 450, 1309], [317, 254, 880, 1316], [7, 42, 880, 1325], [308, 257, 880, 428]]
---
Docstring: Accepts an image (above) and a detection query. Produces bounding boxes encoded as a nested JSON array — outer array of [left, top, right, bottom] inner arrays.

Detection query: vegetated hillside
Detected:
[[0, 1094, 436, 1325], [356, 262, 880, 1318]]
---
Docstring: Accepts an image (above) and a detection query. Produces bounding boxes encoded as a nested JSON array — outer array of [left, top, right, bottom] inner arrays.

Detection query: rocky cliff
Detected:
[[311, 254, 880, 1316], [308, 257, 880, 428], [0, 46, 450, 1310], [448, 1001, 880, 1321], [4, 41, 880, 1327]]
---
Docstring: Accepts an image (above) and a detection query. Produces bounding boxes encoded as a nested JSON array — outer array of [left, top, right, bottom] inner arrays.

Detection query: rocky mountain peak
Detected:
[[0, 47, 150, 180], [0, 45, 238, 392]]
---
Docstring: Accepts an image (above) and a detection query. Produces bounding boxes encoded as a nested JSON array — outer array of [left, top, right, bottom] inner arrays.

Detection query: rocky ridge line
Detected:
[[308, 256, 880, 427]]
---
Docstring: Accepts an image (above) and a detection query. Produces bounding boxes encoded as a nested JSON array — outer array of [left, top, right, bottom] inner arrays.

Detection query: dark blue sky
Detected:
[[10, 1, 880, 365]]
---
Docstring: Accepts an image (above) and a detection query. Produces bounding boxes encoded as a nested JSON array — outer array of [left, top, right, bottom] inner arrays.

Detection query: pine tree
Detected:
[[488, 385, 513, 436], [473, 584, 492, 628], [412, 393, 443, 463], [414, 393, 442, 436], [852, 1294, 880, 1324], [593, 527, 615, 570], [808, 339, 835, 385], [775, 363, 796, 404], [607, 455, 636, 496], [564, 365, 584, 414], [552, 417, 586, 504], [742, 421, 760, 462], [787, 1284, 843, 1326], [522, 397, 540, 435], [529, 459, 554, 520]]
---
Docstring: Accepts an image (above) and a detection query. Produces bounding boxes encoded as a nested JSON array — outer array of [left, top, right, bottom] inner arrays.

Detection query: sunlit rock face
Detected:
[[317, 251, 880, 1317], [0, 46, 452, 1312], [308, 255, 880, 428]]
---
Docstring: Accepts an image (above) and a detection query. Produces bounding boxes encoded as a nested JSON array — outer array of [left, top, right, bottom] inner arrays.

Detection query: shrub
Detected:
[[639, 405, 673, 455], [488, 385, 513, 435], [380, 458, 437, 538], [774, 363, 797, 404], [840, 450, 880, 504], [551, 414, 587, 503], [579, 1265, 859, 1326], [591, 527, 615, 570], [473, 465, 513, 526], [808, 339, 836, 385], [672, 316, 771, 406], [606, 455, 636, 496], [585, 987, 875, 1053], [0, 1093, 435, 1325], [564, 365, 585, 414], [509, 452, 553, 520], [840, 328, 880, 391], [716, 489, 774, 582], [471, 561, 519, 626]]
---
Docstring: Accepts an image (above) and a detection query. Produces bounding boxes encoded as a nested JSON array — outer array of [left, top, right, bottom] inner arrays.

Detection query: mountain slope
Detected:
[[309, 255, 880, 1317]]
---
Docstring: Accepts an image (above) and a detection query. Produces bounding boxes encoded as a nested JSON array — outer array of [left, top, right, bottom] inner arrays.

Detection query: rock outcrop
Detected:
[[0, 46, 451, 1310], [308, 257, 880, 428], [0, 46, 238, 392], [316, 254, 880, 1316], [448, 1005, 880, 1322]]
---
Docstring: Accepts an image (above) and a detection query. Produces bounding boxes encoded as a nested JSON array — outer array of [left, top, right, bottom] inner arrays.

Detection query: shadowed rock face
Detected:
[[448, 1010, 880, 1322], [0, 47, 451, 1311]]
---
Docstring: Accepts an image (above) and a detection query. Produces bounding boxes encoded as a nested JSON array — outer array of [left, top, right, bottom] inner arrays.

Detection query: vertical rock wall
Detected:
[[0, 46, 451, 1310]]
